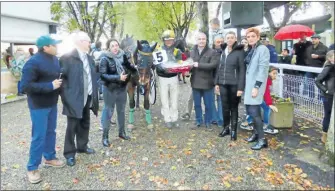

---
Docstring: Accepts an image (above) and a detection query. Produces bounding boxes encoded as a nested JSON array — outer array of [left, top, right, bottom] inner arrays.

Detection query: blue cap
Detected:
[[36, 35, 62, 48]]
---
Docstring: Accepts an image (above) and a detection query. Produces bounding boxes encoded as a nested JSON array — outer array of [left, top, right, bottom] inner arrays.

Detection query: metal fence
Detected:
[[270, 63, 323, 124]]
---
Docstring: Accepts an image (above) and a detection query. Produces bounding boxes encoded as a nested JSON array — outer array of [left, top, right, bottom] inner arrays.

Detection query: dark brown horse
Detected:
[[121, 36, 157, 130]]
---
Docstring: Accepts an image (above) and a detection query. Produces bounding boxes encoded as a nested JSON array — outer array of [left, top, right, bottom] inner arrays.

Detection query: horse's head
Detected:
[[134, 40, 157, 86], [120, 34, 136, 58]]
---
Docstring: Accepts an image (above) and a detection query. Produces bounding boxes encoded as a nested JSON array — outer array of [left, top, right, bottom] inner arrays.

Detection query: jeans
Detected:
[[27, 105, 57, 171], [101, 86, 127, 134], [212, 92, 223, 127], [322, 96, 334, 133], [193, 88, 214, 126], [246, 104, 264, 139], [17, 81, 22, 94], [246, 101, 271, 125]]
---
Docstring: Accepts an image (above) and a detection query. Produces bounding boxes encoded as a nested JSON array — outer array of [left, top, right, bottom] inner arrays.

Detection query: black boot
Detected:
[[218, 126, 230, 137], [230, 111, 238, 141], [245, 133, 258, 142], [102, 128, 110, 147], [119, 133, 131, 140], [251, 138, 268, 150]]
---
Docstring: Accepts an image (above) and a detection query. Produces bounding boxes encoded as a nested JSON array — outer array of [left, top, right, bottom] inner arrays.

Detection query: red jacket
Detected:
[[263, 77, 273, 106]]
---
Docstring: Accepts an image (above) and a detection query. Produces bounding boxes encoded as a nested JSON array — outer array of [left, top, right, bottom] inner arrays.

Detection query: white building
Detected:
[[1, 2, 57, 96]]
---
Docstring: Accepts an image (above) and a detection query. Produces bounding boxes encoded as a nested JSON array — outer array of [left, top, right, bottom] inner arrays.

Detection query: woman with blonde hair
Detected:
[[315, 50, 334, 144], [243, 27, 270, 150]]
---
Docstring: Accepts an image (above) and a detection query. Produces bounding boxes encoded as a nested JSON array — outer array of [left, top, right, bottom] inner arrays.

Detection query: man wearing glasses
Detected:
[[59, 31, 99, 166]]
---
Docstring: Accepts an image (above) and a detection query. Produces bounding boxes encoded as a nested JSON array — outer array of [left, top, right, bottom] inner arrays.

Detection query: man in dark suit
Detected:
[[59, 31, 99, 166]]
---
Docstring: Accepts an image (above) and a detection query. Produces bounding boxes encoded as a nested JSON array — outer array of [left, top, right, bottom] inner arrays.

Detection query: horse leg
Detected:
[[127, 83, 136, 131], [144, 84, 153, 130], [136, 85, 140, 110]]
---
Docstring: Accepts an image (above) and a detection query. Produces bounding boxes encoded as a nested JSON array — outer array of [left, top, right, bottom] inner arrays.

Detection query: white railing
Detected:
[[270, 63, 323, 124]]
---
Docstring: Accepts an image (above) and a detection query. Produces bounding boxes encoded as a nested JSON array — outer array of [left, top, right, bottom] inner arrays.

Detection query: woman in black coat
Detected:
[[99, 39, 137, 147], [315, 50, 334, 144], [214, 31, 246, 141]]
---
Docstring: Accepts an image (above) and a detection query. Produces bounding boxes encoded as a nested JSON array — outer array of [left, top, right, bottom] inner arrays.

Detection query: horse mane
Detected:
[[175, 39, 186, 52]]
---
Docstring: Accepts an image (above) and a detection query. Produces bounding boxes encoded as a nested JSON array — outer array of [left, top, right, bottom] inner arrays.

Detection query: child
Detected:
[[240, 66, 279, 134], [315, 50, 334, 144]]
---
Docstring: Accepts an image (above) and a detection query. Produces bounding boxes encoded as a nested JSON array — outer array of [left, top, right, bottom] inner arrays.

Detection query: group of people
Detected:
[[20, 22, 334, 184]]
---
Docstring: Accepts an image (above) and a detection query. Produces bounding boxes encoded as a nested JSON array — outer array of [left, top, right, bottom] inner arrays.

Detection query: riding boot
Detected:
[[102, 128, 111, 147], [230, 110, 238, 141], [218, 125, 230, 137], [145, 109, 152, 124]]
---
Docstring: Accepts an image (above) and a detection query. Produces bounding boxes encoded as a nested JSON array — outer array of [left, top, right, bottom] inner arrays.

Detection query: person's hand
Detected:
[[251, 88, 258, 98], [120, 72, 128, 81], [237, 90, 243, 97], [311, 54, 319, 59], [215, 85, 220, 94], [193, 62, 199, 68], [52, 79, 63, 90], [269, 105, 278, 112]]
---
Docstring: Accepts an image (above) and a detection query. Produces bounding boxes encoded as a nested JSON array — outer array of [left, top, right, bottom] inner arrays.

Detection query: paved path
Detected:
[[1, 80, 334, 190]]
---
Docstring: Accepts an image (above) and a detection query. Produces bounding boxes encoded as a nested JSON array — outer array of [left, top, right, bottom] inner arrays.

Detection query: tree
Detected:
[[123, 2, 196, 43], [51, 2, 123, 42], [196, 2, 209, 41], [264, 2, 311, 38]]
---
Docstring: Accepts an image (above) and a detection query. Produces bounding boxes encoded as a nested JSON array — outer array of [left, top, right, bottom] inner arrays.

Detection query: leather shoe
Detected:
[[219, 126, 230, 137], [77, 148, 95, 154], [119, 134, 131, 140], [66, 157, 76, 166], [244, 134, 258, 143]]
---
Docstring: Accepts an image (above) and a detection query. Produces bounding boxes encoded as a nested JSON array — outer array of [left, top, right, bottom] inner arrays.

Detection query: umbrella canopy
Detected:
[[274, 24, 315, 40]]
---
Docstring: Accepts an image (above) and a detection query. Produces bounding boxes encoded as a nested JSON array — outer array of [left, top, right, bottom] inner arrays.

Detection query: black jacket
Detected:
[[99, 51, 137, 91], [190, 45, 220, 90], [294, 41, 312, 66], [315, 63, 335, 98], [59, 49, 99, 118], [305, 42, 328, 68], [215, 42, 246, 91]]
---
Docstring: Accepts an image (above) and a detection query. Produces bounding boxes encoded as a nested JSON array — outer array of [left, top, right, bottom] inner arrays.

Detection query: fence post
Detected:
[[279, 68, 284, 98]]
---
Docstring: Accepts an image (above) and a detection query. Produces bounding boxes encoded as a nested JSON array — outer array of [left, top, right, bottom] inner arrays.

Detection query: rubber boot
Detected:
[[231, 111, 238, 141], [102, 128, 110, 147]]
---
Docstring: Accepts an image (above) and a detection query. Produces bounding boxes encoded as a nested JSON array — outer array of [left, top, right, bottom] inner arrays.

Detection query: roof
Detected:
[[289, 14, 332, 25]]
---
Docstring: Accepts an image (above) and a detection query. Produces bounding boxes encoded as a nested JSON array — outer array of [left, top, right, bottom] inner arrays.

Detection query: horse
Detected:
[[120, 36, 157, 130]]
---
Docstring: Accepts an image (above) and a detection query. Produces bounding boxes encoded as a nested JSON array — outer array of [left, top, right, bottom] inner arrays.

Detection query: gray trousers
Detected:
[[102, 86, 127, 134]]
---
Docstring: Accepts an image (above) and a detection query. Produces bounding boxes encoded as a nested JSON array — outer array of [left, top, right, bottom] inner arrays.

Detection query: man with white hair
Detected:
[[59, 31, 99, 166], [190, 32, 220, 131]]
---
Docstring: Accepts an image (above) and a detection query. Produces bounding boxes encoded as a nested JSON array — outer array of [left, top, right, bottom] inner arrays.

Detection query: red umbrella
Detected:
[[274, 24, 315, 40]]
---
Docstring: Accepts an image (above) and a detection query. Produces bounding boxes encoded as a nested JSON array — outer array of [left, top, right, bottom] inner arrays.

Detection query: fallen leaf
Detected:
[[55, 146, 61, 151], [223, 181, 231, 188], [202, 184, 210, 190], [42, 182, 51, 190], [73, 178, 79, 184], [116, 181, 124, 188], [142, 157, 149, 161], [149, 176, 155, 182], [171, 166, 177, 170], [312, 148, 320, 152], [247, 151, 253, 155], [12, 164, 20, 169], [173, 181, 180, 187], [301, 173, 308, 178]]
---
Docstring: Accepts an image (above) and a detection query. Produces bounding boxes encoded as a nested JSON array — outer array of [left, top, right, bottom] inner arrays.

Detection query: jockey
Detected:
[[155, 30, 182, 128]]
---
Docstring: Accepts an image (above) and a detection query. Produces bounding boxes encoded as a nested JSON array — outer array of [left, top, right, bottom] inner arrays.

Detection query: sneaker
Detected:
[[181, 113, 190, 120], [206, 125, 213, 131], [264, 125, 279, 135], [44, 159, 65, 168], [211, 121, 218, 125], [240, 122, 254, 131], [27, 170, 42, 184]]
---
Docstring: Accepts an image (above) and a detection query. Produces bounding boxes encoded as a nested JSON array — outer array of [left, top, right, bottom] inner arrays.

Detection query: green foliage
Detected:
[[123, 2, 196, 43]]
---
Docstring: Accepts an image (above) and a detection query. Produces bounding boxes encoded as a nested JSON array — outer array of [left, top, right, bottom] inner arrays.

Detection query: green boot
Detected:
[[145, 109, 152, 125], [129, 108, 135, 124]]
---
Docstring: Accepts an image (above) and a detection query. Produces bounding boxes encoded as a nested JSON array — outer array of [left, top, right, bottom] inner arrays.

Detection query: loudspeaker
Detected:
[[49, 25, 57, 34], [222, 2, 264, 28]]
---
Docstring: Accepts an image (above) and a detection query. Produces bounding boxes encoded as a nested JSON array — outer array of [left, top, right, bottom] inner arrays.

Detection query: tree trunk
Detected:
[[196, 2, 209, 42], [216, 2, 222, 18], [326, 97, 335, 166]]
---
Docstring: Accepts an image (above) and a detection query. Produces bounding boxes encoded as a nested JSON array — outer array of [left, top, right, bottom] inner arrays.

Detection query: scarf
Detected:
[[244, 41, 261, 66], [110, 49, 125, 75]]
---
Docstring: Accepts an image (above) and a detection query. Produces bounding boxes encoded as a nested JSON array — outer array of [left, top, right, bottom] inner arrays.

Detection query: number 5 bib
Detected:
[[153, 50, 168, 65]]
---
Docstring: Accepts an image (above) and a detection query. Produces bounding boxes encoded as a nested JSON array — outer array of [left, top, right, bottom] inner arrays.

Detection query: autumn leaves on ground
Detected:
[[1, 83, 334, 190]]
